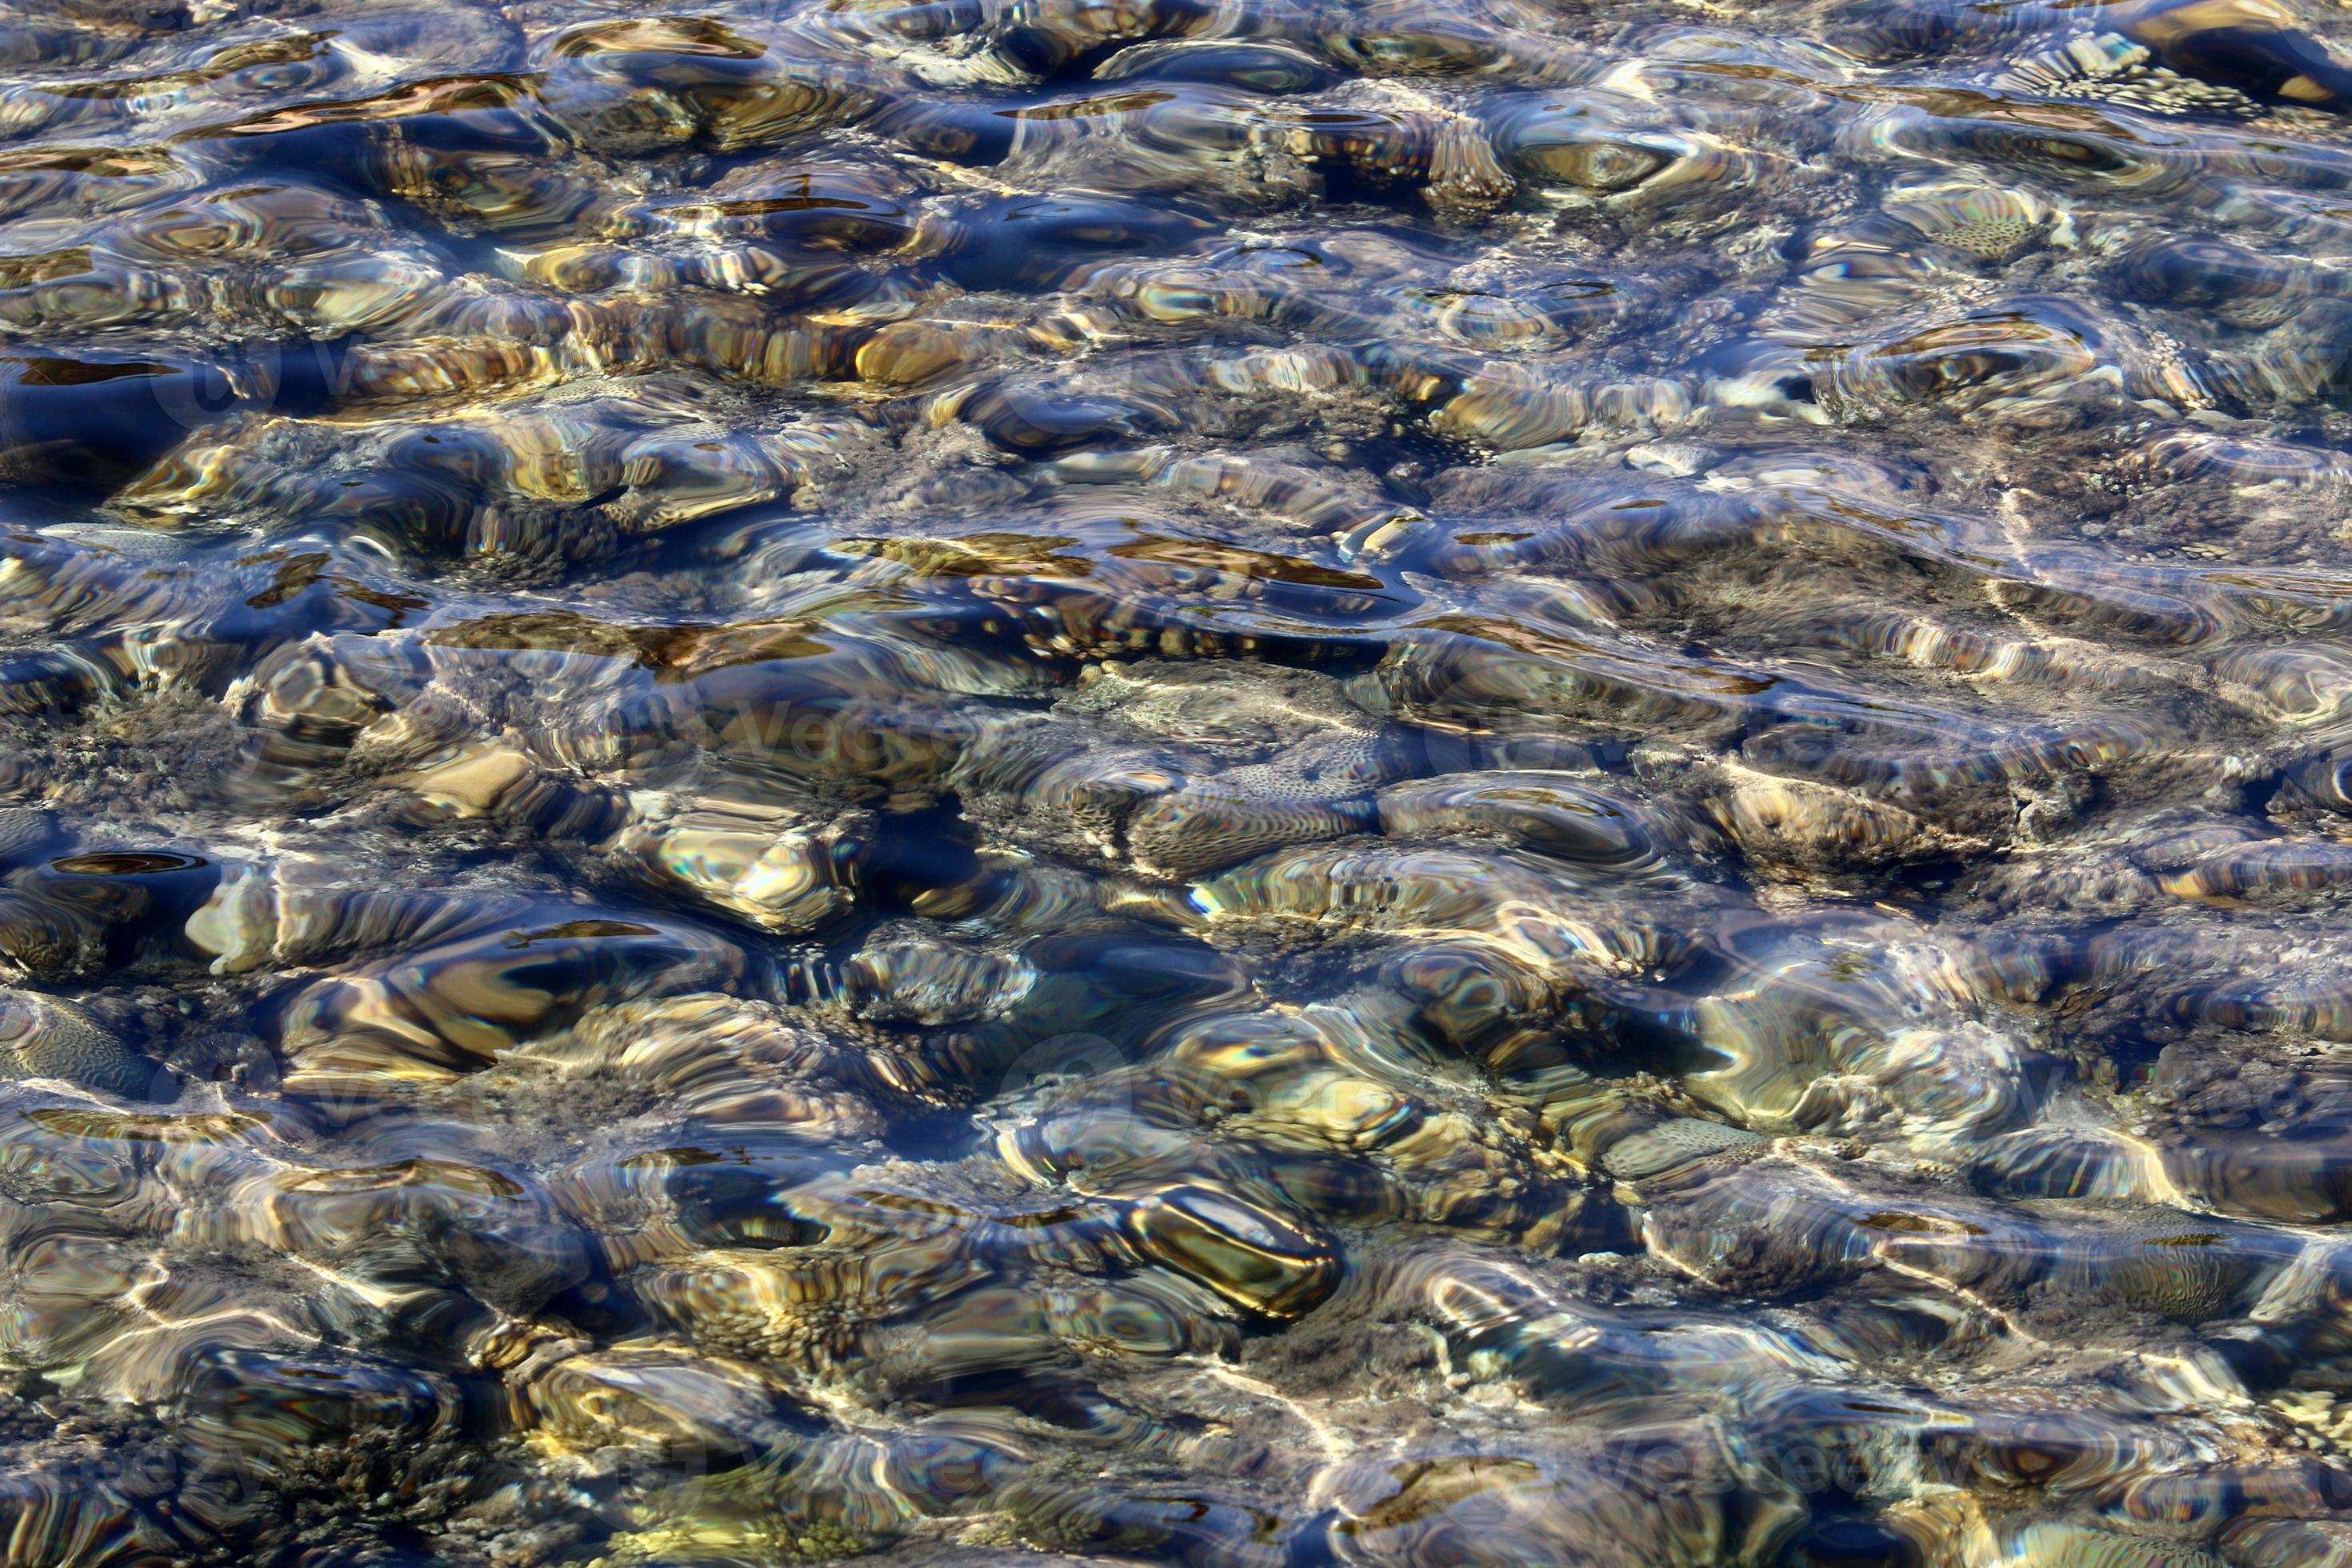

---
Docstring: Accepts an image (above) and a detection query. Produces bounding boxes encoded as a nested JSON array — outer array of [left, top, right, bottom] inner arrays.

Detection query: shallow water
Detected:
[[11, 0, 2352, 1564]]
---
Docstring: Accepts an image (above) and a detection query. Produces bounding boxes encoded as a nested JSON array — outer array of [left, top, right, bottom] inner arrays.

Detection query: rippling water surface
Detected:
[[19, 0, 2352, 1564]]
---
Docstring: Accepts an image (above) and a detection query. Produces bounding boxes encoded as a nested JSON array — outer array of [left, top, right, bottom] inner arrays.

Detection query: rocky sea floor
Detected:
[[10, 0, 2352, 1563]]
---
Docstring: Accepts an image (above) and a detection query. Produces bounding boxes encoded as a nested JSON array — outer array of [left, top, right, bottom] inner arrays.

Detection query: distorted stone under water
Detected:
[[14, 0, 2352, 1563]]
